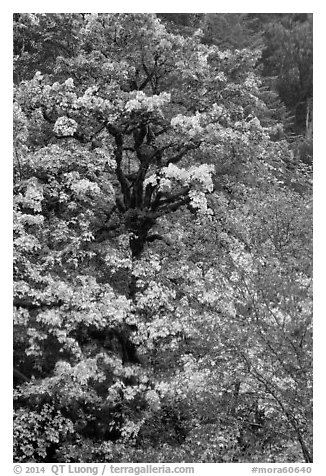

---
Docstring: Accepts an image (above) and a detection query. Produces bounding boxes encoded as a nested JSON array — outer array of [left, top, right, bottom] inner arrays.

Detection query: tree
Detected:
[[195, 13, 313, 158], [199, 13, 263, 50], [13, 13, 312, 463], [258, 14, 313, 136], [13, 13, 83, 83]]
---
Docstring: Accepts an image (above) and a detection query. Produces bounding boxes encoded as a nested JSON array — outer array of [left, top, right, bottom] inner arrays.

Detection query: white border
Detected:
[[3, 5, 324, 474]]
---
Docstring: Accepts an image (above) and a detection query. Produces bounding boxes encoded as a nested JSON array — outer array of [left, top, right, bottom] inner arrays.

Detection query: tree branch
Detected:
[[14, 298, 64, 310], [152, 187, 190, 211], [106, 124, 131, 208], [165, 140, 203, 166], [156, 195, 191, 215]]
